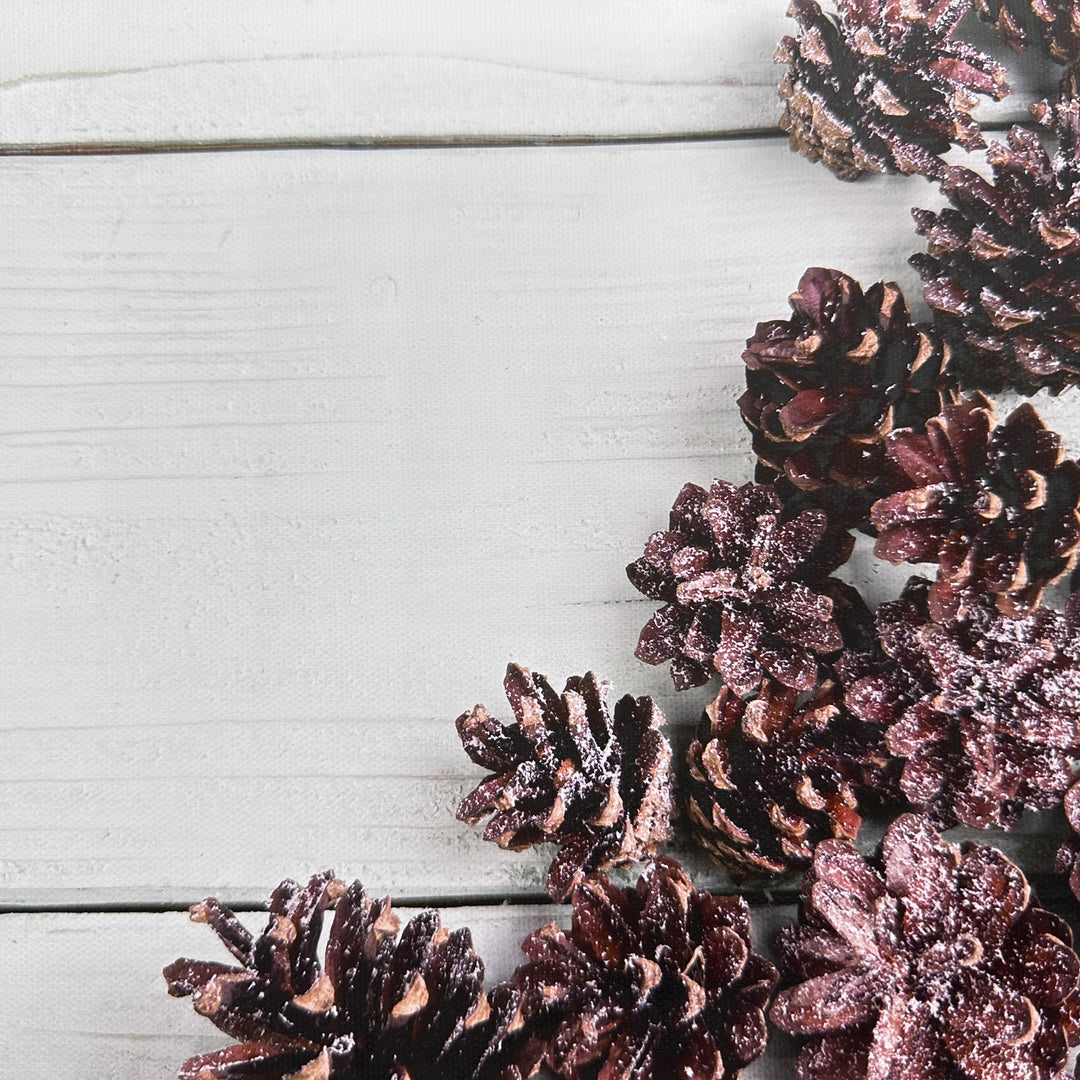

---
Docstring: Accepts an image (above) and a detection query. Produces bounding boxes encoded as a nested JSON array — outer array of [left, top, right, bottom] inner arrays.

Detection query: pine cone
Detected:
[[685, 678, 894, 876], [740, 267, 951, 531], [627, 480, 856, 692], [514, 858, 778, 1080], [455, 664, 674, 902], [772, 814, 1080, 1080], [871, 392, 1080, 621], [1056, 778, 1080, 900], [164, 872, 542, 1080], [844, 576, 1080, 829], [913, 81, 1080, 393], [974, 0, 1080, 64], [777, 0, 1009, 181]]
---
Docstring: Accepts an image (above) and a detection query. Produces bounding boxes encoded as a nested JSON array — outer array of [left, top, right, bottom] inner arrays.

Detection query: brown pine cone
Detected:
[[627, 480, 856, 692], [455, 664, 674, 902], [912, 79, 1080, 393], [771, 814, 1080, 1080], [974, 0, 1080, 64], [844, 576, 1080, 830], [871, 392, 1080, 621], [777, 0, 1009, 181], [741, 267, 952, 531], [685, 678, 894, 877], [163, 872, 543, 1080], [514, 858, 778, 1080]]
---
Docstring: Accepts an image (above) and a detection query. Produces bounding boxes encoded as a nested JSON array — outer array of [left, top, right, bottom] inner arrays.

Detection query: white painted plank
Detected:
[[0, 905, 798, 1079], [0, 1, 1057, 147], [0, 142, 1076, 905]]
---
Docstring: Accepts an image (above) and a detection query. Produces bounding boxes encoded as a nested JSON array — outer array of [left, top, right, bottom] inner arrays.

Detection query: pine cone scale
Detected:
[[975, 0, 1080, 64], [178, 1043, 318, 1080]]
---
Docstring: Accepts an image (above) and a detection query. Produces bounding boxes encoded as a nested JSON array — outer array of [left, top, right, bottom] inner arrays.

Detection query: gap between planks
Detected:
[[0, 888, 804, 916], [0, 121, 1043, 157]]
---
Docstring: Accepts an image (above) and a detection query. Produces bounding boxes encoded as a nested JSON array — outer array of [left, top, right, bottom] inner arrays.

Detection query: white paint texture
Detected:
[[0, 0, 1058, 146]]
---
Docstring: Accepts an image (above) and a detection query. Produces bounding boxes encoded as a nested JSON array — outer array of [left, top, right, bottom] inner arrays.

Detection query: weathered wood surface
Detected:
[[0, 1, 1056, 149], [7, 4, 1080, 1078], [0, 904, 800, 1079], [2, 141, 1077, 908]]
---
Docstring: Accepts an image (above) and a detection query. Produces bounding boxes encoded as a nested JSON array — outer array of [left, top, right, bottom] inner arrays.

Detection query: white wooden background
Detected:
[[0, 4, 1074, 1078]]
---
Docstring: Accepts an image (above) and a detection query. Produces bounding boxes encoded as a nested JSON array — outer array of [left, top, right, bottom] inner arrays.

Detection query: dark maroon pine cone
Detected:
[[771, 814, 1080, 1080], [685, 678, 894, 877], [741, 266, 952, 531], [912, 80, 1080, 394], [844, 576, 1080, 830], [1056, 779, 1080, 901], [871, 392, 1080, 621], [455, 664, 674, 902], [513, 858, 778, 1080], [163, 872, 543, 1080], [974, 0, 1080, 64], [627, 479, 857, 692], [777, 0, 1009, 181]]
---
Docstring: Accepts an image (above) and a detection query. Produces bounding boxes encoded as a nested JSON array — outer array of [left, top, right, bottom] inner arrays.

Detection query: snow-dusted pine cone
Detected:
[[741, 266, 951, 530], [1056, 778, 1080, 901], [164, 872, 542, 1080], [685, 678, 893, 876], [975, 0, 1080, 64], [455, 664, 674, 901], [871, 392, 1080, 621], [913, 80, 1080, 393], [778, 0, 1009, 181], [628, 480, 857, 692], [514, 858, 778, 1080], [772, 814, 1080, 1080], [844, 577, 1080, 829]]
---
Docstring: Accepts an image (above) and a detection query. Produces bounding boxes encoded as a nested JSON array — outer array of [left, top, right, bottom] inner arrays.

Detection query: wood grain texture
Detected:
[[0, 904, 799, 1079], [0, 0, 1057, 148], [6, 4, 1080, 1076], [1, 140, 1077, 906]]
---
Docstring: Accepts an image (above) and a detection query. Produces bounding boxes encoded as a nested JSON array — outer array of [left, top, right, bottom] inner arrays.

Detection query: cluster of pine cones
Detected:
[[166, 2, 1080, 1078], [164, 823, 1080, 1080]]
